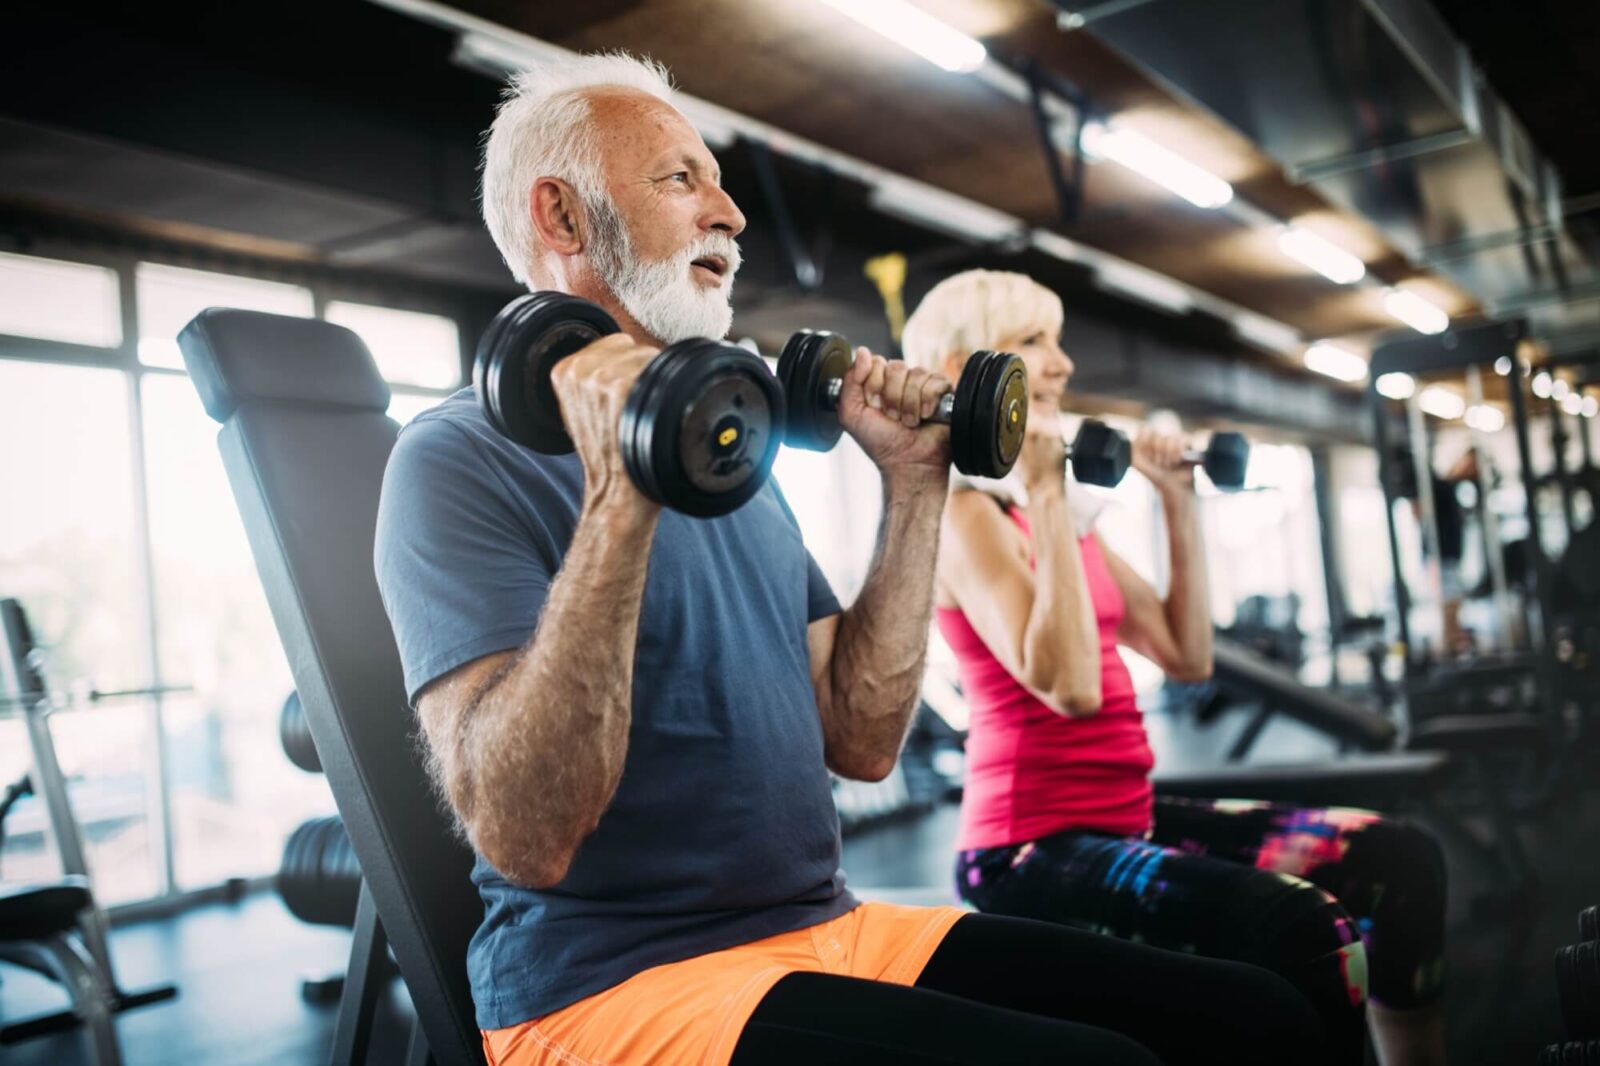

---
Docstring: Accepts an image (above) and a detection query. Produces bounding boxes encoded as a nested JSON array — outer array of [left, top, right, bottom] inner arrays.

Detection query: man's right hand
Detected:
[[549, 334, 662, 511], [1017, 404, 1068, 495]]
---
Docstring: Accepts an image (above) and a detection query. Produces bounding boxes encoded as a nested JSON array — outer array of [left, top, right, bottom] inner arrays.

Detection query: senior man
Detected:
[[374, 53, 1329, 1066]]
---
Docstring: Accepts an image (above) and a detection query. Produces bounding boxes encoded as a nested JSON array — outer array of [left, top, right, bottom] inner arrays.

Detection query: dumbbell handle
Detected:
[[1060, 436, 1207, 466], [822, 377, 957, 424]]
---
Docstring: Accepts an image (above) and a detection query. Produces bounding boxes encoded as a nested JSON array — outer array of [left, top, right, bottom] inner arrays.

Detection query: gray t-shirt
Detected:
[[374, 388, 856, 1029]]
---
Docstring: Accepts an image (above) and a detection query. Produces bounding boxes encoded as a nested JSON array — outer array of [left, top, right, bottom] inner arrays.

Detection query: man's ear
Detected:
[[529, 177, 585, 256]]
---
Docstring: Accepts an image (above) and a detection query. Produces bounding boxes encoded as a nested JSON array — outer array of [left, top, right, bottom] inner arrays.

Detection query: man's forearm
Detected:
[[465, 491, 658, 885], [1160, 490, 1213, 677], [826, 470, 948, 779]]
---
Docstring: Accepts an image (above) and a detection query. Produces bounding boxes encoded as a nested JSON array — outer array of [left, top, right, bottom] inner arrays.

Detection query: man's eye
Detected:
[[671, 172, 690, 184], [1024, 333, 1043, 346]]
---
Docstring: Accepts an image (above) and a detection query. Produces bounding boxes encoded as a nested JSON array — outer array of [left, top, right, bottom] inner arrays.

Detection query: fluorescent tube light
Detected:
[[1532, 371, 1552, 398], [815, 0, 987, 73], [1094, 259, 1194, 314], [1494, 356, 1512, 376], [1562, 393, 1584, 416], [1583, 396, 1598, 418], [1277, 226, 1366, 284], [1079, 121, 1233, 209], [1551, 378, 1571, 401], [867, 184, 1020, 243], [1303, 342, 1367, 382], [1376, 372, 1415, 400], [1234, 313, 1300, 354], [1030, 229, 1082, 263], [1418, 386, 1466, 420], [1383, 288, 1449, 334]]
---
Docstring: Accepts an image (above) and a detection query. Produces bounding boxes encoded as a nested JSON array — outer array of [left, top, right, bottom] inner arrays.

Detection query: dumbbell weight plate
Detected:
[[950, 350, 1028, 478], [1581, 942, 1600, 1039], [1559, 945, 1591, 1040], [777, 330, 851, 452], [1071, 419, 1132, 488], [1204, 431, 1251, 490], [622, 340, 784, 518], [1581, 906, 1598, 943], [473, 293, 621, 454]]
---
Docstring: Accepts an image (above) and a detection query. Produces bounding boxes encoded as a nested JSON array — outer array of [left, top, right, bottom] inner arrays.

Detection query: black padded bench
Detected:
[[178, 309, 483, 1066], [1153, 751, 1453, 810]]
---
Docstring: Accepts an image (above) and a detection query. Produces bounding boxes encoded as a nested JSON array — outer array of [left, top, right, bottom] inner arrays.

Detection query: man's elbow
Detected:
[[475, 825, 575, 890], [830, 748, 899, 783]]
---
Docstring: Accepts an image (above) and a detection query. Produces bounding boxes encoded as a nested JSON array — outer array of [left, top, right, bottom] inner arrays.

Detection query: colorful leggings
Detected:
[[956, 798, 1447, 1062]]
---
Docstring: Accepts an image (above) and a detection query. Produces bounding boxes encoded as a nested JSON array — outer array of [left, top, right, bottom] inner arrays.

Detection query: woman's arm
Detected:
[[1098, 490, 1213, 682], [940, 483, 1104, 716]]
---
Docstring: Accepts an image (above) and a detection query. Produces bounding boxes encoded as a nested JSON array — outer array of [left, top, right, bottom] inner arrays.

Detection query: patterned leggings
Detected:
[[956, 798, 1447, 1062]]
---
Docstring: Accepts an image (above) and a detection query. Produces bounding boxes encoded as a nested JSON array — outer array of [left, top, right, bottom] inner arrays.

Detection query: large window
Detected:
[[0, 251, 464, 906], [135, 263, 314, 369], [0, 361, 158, 902], [326, 301, 462, 390], [0, 253, 121, 348]]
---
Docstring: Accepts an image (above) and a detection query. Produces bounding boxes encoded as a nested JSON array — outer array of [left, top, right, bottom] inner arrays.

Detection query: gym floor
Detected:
[[2, 704, 1593, 1066]]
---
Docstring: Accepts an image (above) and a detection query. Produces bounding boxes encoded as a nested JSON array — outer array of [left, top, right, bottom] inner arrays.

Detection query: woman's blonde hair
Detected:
[[901, 270, 1063, 374]]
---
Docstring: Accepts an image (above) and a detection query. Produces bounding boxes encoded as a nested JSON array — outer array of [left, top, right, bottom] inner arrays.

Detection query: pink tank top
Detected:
[[937, 505, 1154, 848]]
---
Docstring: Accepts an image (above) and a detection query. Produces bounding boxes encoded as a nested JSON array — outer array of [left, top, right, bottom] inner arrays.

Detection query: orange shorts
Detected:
[[481, 902, 966, 1066]]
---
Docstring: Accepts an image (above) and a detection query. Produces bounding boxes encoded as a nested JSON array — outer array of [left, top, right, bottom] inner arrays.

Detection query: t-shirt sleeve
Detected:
[[770, 482, 841, 623], [804, 553, 841, 624], [374, 418, 558, 704]]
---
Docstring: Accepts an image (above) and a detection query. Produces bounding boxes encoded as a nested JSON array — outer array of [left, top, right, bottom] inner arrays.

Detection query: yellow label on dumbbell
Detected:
[[1010, 409, 1020, 424], [718, 426, 740, 447]]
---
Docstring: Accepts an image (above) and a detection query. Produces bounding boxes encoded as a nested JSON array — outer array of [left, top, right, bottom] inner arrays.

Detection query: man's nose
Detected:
[[703, 183, 746, 238]]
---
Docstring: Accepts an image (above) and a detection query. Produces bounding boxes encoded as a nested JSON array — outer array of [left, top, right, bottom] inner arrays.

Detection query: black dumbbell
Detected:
[[474, 293, 784, 518], [1581, 905, 1598, 942], [776, 330, 1029, 478], [1067, 419, 1251, 490]]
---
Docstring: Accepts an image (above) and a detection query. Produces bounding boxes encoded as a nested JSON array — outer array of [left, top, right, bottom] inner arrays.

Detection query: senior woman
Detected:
[[904, 270, 1448, 1066]]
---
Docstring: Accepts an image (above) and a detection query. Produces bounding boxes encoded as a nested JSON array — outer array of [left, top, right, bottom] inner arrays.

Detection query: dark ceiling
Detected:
[[1430, 0, 1600, 200], [2, 0, 1588, 436]]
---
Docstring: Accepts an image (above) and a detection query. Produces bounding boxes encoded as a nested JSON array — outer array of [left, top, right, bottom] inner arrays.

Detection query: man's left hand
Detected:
[[836, 348, 952, 477]]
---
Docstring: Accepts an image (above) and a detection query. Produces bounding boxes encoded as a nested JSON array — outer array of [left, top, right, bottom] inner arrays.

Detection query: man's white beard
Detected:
[[586, 194, 740, 344]]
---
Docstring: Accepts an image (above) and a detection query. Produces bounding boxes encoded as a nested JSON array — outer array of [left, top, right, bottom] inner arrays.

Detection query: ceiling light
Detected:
[[1418, 386, 1466, 420], [1375, 372, 1415, 400], [1234, 313, 1300, 354], [867, 184, 1019, 243], [1465, 404, 1505, 432], [1078, 121, 1234, 209], [1532, 371, 1552, 398], [1583, 396, 1599, 418], [1303, 342, 1367, 382], [1094, 259, 1194, 315], [1551, 378, 1571, 400], [1277, 226, 1366, 285], [1494, 356, 1512, 376], [815, 0, 987, 73], [1562, 393, 1584, 416], [1030, 229, 1081, 263], [1383, 288, 1449, 334]]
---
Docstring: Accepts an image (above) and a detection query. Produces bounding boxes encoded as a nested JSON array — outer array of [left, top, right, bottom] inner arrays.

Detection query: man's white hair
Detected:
[[481, 51, 676, 285], [902, 270, 1064, 375]]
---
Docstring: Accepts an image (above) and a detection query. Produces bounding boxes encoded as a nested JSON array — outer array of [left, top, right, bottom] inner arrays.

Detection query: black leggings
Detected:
[[956, 798, 1448, 1063], [729, 912, 1333, 1065]]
